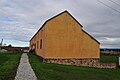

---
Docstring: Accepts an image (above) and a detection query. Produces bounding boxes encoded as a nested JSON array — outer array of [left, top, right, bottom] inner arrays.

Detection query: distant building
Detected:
[[0, 46, 29, 52], [30, 11, 100, 66]]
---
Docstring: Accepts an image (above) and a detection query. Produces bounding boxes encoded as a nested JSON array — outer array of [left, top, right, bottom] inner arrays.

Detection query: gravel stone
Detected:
[[15, 53, 37, 80]]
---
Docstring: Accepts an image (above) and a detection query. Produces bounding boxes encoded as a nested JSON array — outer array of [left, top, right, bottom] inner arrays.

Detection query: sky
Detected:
[[0, 0, 120, 48]]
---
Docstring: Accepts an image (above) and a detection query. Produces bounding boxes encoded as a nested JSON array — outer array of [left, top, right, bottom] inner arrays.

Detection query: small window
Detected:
[[35, 44, 36, 49], [37, 41, 39, 49], [40, 39, 42, 49]]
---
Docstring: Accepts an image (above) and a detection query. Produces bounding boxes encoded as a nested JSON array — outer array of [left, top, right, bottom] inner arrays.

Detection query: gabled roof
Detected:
[[30, 10, 100, 44], [30, 10, 83, 41], [82, 30, 100, 44]]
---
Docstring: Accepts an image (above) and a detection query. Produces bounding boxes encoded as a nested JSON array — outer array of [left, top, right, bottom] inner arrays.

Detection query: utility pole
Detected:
[[0, 39, 3, 46]]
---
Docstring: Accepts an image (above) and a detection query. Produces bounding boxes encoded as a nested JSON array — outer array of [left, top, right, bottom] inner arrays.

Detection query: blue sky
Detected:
[[0, 0, 120, 48]]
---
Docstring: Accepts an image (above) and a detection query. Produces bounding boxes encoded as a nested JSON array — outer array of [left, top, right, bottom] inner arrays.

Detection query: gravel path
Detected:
[[15, 53, 37, 80]]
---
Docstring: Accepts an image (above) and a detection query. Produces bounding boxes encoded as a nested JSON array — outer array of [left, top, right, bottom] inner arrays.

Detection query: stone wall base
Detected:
[[43, 58, 100, 67], [97, 63, 116, 68], [43, 58, 117, 68]]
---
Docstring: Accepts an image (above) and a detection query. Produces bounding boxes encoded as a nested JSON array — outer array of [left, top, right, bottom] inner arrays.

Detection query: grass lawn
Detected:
[[100, 55, 118, 63], [0, 52, 22, 80], [29, 54, 120, 80]]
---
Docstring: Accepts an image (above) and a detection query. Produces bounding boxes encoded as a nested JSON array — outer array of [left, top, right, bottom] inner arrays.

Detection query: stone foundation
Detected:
[[43, 58, 100, 67], [97, 63, 116, 68], [35, 55, 117, 68]]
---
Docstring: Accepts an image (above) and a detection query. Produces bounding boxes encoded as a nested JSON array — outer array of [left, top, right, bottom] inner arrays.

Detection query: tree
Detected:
[[8, 44, 12, 47]]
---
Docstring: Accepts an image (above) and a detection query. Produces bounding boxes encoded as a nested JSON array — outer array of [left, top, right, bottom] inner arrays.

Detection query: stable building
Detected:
[[30, 11, 100, 67]]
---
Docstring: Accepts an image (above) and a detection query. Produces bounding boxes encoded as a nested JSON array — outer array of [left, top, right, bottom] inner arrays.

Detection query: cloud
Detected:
[[0, 0, 120, 48]]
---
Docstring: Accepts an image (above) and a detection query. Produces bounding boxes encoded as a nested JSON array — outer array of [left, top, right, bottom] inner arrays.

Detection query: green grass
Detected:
[[0, 52, 22, 80], [29, 54, 120, 80], [100, 55, 118, 63]]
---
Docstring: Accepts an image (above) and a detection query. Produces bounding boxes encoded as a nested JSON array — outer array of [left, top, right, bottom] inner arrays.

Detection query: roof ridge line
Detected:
[[30, 10, 83, 41]]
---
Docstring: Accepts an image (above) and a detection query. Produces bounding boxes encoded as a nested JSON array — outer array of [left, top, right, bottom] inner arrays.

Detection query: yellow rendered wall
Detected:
[[30, 12, 100, 59], [45, 12, 100, 58], [30, 26, 46, 58], [82, 31, 100, 58]]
